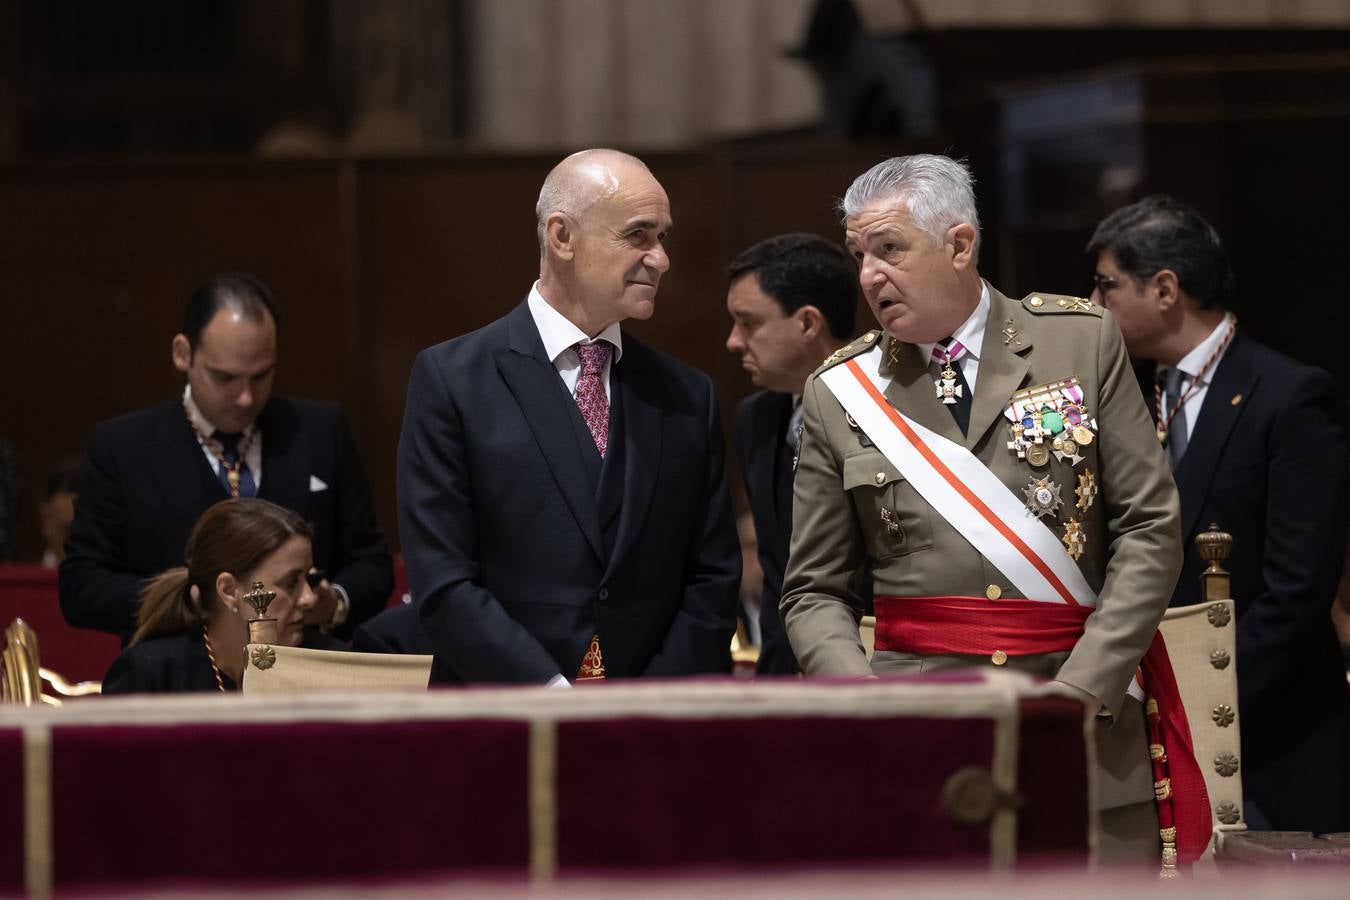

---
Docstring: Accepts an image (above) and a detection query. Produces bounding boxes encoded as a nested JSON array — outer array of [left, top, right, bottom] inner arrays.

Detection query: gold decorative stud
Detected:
[[1206, 603, 1231, 627], [985, 584, 1002, 601], [1029, 296, 1044, 308], [250, 645, 277, 670], [1215, 753, 1240, 777], [1215, 801, 1241, 825], [1210, 649, 1231, 670], [875, 472, 886, 485], [991, 650, 1008, 666], [863, 333, 875, 343], [1212, 705, 1235, 727]]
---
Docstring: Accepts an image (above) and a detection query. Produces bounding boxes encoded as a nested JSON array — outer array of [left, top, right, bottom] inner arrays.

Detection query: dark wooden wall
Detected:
[[0, 147, 888, 560]]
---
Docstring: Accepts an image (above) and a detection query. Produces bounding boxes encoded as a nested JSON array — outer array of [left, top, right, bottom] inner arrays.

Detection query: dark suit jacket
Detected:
[[1139, 331, 1350, 832], [733, 392, 799, 675], [102, 631, 237, 694], [61, 396, 393, 641], [398, 300, 740, 684]]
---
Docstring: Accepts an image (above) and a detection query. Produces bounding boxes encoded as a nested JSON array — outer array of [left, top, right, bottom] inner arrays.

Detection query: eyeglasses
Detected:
[[1091, 273, 1120, 295]]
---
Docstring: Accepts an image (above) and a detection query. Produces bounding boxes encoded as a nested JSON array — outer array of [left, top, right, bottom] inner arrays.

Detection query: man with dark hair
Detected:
[[61, 272, 392, 642], [399, 149, 739, 685], [1088, 195, 1350, 833], [725, 232, 857, 674]]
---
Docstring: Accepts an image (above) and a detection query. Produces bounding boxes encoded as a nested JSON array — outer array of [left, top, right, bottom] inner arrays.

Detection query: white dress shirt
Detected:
[[527, 282, 624, 402], [917, 281, 991, 393], [1159, 314, 1236, 443], [183, 384, 263, 490]]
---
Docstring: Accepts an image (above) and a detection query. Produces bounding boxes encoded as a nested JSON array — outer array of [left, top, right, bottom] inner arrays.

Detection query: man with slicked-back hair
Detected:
[[399, 149, 739, 685], [1089, 195, 1350, 834], [61, 272, 392, 643]]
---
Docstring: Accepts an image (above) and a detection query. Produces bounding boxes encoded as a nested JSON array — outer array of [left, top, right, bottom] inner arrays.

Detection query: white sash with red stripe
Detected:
[[819, 344, 1098, 610]]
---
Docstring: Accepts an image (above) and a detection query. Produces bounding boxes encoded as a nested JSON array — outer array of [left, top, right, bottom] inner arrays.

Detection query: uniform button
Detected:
[[863, 333, 875, 343], [597, 587, 609, 601], [1029, 296, 1044, 308], [985, 584, 1002, 600], [991, 650, 1008, 666], [875, 472, 886, 484]]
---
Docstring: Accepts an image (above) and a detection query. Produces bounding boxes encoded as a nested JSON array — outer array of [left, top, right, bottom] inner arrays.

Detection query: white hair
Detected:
[[839, 154, 981, 260], [535, 149, 648, 252]]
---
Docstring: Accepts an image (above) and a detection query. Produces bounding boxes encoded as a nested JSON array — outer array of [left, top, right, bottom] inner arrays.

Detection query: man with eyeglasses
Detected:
[[1088, 195, 1350, 834]]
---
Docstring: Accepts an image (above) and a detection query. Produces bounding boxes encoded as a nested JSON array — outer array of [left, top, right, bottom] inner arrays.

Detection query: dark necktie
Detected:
[[1161, 367, 1190, 469], [573, 342, 612, 457], [214, 431, 256, 498], [932, 338, 972, 436]]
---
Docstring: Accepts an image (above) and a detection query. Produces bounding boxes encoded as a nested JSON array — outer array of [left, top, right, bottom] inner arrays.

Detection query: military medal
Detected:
[[880, 507, 903, 538], [935, 360, 963, 405], [1022, 475, 1063, 519], [1075, 470, 1098, 512], [845, 412, 873, 447], [1062, 518, 1086, 560], [1052, 435, 1083, 466], [1005, 379, 1098, 465]]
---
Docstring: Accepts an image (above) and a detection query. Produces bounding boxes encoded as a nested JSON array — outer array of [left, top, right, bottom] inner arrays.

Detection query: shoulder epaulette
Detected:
[[819, 330, 882, 371], [1021, 293, 1101, 316]]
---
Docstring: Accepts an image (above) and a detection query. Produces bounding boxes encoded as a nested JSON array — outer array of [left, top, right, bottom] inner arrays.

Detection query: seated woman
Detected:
[[103, 498, 316, 694]]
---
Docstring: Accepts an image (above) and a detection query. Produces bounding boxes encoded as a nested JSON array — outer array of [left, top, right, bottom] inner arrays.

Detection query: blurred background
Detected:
[[3, 0, 1349, 560]]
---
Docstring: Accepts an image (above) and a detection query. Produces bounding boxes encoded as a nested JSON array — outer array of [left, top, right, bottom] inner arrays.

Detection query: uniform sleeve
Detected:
[[1056, 311, 1182, 717], [779, 373, 873, 676]]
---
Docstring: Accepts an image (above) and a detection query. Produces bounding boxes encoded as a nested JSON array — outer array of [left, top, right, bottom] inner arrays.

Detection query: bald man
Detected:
[[398, 149, 740, 685]]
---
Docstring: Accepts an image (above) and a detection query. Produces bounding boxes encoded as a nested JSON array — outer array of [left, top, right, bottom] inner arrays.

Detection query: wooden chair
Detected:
[[241, 643, 433, 693], [1, 618, 102, 706], [1156, 526, 1245, 863]]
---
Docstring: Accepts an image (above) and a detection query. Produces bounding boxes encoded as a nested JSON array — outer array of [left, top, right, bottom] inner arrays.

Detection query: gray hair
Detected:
[[535, 148, 648, 251], [839, 155, 981, 260]]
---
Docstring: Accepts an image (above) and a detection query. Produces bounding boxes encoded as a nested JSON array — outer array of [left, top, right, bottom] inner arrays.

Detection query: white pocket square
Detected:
[[309, 475, 329, 492]]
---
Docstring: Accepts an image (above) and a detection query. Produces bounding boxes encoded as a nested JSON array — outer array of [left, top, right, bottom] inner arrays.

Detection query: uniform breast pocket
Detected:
[[842, 451, 934, 561]]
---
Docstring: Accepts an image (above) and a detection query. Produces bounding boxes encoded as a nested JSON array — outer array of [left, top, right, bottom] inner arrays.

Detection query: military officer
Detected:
[[780, 155, 1188, 864]]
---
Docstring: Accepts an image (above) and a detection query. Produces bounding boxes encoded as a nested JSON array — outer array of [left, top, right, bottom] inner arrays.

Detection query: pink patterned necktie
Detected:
[[574, 341, 612, 456]]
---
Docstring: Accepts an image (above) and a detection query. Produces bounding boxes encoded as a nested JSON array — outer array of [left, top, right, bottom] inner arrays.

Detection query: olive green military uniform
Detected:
[[781, 284, 1182, 862]]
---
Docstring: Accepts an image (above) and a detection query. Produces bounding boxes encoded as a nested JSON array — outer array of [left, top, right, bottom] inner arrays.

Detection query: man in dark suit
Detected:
[[398, 148, 740, 685], [61, 272, 393, 642], [725, 233, 858, 674], [1088, 195, 1350, 833]]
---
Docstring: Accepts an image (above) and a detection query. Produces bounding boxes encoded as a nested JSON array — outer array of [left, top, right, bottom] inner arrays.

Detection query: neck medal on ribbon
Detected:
[[935, 358, 963, 406], [1004, 377, 1097, 469]]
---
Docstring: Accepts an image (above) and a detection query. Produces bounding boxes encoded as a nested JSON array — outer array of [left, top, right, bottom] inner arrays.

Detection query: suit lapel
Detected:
[[146, 403, 225, 538], [1174, 331, 1259, 541], [603, 339, 662, 583], [496, 302, 605, 564], [965, 289, 1033, 449], [256, 399, 308, 515]]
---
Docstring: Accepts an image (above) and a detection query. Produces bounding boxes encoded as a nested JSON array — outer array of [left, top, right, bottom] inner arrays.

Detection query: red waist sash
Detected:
[[873, 595, 1211, 866]]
